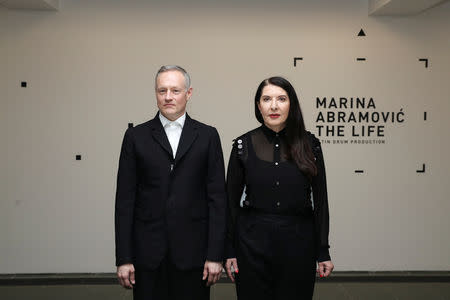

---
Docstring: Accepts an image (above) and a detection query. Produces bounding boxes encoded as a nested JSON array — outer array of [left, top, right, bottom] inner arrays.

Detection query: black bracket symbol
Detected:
[[355, 170, 364, 173], [293, 57, 303, 67], [416, 164, 425, 173], [424, 112, 427, 121], [357, 58, 366, 61], [419, 58, 428, 68]]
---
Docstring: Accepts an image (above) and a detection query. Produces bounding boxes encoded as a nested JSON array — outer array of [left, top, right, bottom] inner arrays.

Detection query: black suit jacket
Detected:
[[115, 113, 227, 270]]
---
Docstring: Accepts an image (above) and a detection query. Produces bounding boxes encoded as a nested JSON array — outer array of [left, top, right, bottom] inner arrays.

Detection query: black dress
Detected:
[[226, 125, 331, 300]]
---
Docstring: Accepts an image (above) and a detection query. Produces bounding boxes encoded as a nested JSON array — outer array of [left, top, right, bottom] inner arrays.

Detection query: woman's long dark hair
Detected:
[[254, 76, 317, 178]]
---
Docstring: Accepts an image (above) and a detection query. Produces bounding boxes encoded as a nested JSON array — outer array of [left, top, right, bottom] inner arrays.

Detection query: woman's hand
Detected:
[[225, 258, 239, 283], [317, 260, 334, 278]]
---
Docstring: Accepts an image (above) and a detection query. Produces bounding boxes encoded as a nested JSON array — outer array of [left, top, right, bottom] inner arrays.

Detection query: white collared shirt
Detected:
[[159, 112, 186, 159]]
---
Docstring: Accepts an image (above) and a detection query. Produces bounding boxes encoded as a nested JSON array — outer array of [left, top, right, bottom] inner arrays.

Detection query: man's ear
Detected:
[[186, 87, 193, 100]]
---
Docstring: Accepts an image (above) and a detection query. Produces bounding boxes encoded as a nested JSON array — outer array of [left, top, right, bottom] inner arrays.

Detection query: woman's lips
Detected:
[[269, 114, 280, 119]]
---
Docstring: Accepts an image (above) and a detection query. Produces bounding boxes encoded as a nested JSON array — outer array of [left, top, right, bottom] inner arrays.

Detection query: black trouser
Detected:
[[133, 256, 210, 300], [235, 212, 316, 300]]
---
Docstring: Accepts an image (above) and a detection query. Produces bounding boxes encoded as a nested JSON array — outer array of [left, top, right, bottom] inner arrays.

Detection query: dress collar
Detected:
[[261, 124, 286, 143]]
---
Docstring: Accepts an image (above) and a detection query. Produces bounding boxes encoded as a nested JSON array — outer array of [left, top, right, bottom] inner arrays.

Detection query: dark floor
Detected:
[[2, 282, 450, 300], [1, 272, 450, 300]]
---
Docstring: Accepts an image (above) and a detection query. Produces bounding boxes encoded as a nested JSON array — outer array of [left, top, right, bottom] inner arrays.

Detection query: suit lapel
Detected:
[[150, 113, 174, 158], [175, 114, 198, 163]]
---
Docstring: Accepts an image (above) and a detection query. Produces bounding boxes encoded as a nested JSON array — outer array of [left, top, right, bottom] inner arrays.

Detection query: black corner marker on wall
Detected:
[[293, 57, 303, 67], [424, 112, 427, 121], [21, 81, 27, 87], [416, 164, 425, 173], [355, 170, 364, 173], [128, 123, 134, 128], [76, 155, 82, 160], [357, 58, 366, 61], [419, 58, 429, 68], [358, 29, 366, 37]]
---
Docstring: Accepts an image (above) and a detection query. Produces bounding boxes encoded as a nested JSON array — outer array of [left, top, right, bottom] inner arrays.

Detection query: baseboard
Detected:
[[1, 271, 449, 285]]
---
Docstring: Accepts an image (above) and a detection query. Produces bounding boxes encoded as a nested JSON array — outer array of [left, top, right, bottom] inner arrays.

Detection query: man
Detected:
[[115, 65, 226, 300]]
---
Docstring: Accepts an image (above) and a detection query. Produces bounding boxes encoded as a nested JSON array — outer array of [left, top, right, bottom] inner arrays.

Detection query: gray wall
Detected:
[[1, 0, 449, 273]]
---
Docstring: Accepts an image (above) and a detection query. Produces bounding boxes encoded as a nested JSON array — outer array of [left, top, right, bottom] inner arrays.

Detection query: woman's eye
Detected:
[[278, 97, 287, 102], [262, 97, 271, 102]]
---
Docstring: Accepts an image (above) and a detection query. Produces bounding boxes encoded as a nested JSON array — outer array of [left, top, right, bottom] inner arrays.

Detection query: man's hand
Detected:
[[202, 260, 222, 286], [317, 260, 334, 278], [117, 263, 135, 289], [225, 258, 239, 283]]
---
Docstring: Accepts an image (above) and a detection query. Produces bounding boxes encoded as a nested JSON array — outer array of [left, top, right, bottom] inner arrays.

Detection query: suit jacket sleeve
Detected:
[[205, 127, 227, 262], [115, 128, 137, 266]]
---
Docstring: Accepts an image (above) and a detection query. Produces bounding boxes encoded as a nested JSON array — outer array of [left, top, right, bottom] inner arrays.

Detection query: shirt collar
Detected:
[[159, 112, 186, 128], [261, 124, 286, 143]]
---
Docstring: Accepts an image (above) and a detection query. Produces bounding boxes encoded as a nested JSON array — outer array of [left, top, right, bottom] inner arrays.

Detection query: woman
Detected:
[[225, 77, 333, 299]]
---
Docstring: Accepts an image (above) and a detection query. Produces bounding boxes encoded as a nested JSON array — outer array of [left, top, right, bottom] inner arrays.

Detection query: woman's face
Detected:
[[257, 84, 290, 132]]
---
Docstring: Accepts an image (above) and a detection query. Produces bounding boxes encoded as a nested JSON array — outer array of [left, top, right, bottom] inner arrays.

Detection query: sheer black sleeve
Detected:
[[311, 136, 331, 262], [225, 138, 246, 259]]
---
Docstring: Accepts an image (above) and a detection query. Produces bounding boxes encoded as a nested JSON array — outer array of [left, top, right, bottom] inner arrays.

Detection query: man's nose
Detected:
[[165, 91, 173, 101]]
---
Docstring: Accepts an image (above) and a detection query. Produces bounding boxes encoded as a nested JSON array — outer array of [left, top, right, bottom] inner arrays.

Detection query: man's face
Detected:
[[155, 70, 192, 121]]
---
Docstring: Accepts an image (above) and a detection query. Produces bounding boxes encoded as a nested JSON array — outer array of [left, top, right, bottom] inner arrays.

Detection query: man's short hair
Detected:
[[155, 65, 191, 90]]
